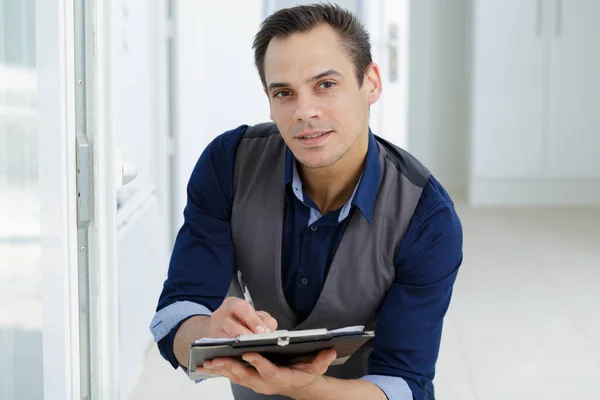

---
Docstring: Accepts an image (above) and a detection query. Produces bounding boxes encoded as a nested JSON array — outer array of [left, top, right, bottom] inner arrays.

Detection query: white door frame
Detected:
[[36, 0, 81, 398], [84, 0, 121, 398], [37, 0, 120, 398]]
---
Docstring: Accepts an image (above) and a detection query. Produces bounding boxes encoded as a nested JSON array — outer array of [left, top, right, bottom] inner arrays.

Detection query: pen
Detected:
[[237, 270, 255, 309]]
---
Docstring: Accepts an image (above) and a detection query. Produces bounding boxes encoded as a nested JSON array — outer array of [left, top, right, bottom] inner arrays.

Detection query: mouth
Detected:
[[296, 130, 333, 147]]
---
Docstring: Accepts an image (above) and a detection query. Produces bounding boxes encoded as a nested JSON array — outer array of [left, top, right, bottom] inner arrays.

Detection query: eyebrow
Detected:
[[267, 69, 343, 92]]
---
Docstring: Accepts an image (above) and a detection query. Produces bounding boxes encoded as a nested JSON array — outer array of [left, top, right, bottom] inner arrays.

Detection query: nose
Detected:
[[292, 93, 321, 123]]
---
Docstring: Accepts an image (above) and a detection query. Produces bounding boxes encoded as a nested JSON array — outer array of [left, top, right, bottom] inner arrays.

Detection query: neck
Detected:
[[299, 132, 369, 215]]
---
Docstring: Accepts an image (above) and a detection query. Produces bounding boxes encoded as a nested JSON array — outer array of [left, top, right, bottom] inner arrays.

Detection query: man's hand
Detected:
[[173, 297, 278, 367], [209, 297, 278, 337], [197, 348, 337, 398]]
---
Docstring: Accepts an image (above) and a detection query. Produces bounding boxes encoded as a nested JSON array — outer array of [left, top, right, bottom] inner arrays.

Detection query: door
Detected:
[[545, 0, 600, 178], [471, 0, 548, 178], [103, 0, 172, 398], [370, 0, 410, 149]]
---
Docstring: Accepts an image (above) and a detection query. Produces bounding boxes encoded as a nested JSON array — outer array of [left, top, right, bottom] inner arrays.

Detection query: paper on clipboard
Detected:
[[193, 325, 365, 346], [194, 337, 236, 345], [327, 325, 365, 334]]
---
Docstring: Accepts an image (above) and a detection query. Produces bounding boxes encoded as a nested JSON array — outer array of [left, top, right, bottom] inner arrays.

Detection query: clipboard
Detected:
[[188, 325, 374, 380]]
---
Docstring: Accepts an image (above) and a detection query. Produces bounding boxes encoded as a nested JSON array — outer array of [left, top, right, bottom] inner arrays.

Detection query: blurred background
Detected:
[[1, 0, 599, 399]]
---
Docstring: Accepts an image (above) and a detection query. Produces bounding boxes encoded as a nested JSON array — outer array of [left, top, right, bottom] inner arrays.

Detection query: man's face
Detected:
[[263, 24, 381, 169]]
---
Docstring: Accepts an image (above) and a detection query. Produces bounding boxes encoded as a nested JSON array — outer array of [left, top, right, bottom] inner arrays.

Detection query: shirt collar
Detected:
[[284, 129, 381, 223]]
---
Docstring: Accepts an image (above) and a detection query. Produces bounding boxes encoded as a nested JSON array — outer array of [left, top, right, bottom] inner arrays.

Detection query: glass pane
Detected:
[[0, 0, 44, 398]]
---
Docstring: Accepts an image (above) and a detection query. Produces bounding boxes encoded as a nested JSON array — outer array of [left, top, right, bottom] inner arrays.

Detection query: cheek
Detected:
[[270, 102, 291, 122], [334, 98, 365, 126]]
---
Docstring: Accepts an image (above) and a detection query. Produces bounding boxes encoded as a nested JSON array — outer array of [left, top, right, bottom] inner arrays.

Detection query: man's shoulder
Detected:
[[201, 123, 281, 165], [207, 122, 280, 153], [242, 122, 280, 139], [234, 122, 287, 161], [208, 124, 249, 154], [374, 136, 431, 189], [373, 136, 454, 219], [413, 175, 455, 220]]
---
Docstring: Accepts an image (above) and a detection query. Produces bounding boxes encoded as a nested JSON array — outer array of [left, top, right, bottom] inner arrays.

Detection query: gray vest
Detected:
[[228, 123, 430, 399]]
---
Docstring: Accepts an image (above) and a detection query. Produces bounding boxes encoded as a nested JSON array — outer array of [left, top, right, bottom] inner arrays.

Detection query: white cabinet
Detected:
[[545, 0, 600, 178], [470, 0, 600, 205], [471, 0, 547, 178]]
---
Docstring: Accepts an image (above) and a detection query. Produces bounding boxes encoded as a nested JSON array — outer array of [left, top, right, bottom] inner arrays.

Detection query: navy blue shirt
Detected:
[[155, 125, 463, 399]]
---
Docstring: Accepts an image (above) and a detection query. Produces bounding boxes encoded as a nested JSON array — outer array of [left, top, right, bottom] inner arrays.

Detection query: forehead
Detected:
[[263, 24, 353, 85]]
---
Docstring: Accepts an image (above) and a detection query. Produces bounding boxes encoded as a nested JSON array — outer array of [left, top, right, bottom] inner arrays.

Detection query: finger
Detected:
[[230, 300, 268, 333], [256, 311, 278, 332], [242, 353, 279, 381], [212, 367, 242, 385], [211, 357, 261, 387], [221, 316, 255, 337], [203, 358, 243, 384], [227, 356, 262, 383], [196, 366, 222, 377], [293, 348, 336, 374]]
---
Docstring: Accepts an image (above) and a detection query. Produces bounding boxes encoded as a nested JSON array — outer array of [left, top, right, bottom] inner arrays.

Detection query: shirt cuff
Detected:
[[361, 375, 413, 400], [149, 300, 213, 342]]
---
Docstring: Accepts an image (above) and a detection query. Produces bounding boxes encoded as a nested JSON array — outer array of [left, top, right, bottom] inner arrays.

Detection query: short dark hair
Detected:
[[252, 3, 372, 89]]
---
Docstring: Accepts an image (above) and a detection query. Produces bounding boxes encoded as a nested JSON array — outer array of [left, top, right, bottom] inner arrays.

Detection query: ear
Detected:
[[364, 62, 382, 106]]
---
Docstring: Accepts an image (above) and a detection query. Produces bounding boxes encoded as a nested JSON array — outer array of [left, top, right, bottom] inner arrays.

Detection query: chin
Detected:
[[292, 142, 348, 169], [296, 154, 339, 169]]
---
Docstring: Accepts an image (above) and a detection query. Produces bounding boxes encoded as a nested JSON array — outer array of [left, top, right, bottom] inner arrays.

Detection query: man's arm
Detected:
[[149, 126, 246, 368], [198, 348, 392, 400], [173, 315, 211, 367], [290, 375, 389, 400], [363, 176, 463, 400]]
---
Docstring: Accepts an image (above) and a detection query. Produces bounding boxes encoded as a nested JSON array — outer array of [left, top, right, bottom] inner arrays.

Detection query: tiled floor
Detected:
[[129, 199, 600, 399]]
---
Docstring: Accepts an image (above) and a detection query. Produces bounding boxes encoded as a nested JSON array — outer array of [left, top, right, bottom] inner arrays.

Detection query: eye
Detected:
[[274, 90, 291, 98], [318, 81, 336, 89]]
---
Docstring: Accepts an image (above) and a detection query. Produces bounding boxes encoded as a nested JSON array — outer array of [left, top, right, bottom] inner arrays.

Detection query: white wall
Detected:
[[173, 0, 268, 232], [407, 0, 472, 194]]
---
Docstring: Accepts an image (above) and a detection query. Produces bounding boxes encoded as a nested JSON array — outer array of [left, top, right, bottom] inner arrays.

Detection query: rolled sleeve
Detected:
[[150, 301, 212, 370], [149, 300, 213, 342], [361, 375, 413, 400]]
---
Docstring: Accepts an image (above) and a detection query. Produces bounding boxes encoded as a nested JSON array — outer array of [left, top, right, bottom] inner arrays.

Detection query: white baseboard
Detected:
[[469, 177, 600, 207]]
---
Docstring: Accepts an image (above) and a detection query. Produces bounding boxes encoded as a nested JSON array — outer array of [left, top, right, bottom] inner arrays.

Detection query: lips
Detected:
[[296, 130, 331, 139], [296, 130, 332, 146]]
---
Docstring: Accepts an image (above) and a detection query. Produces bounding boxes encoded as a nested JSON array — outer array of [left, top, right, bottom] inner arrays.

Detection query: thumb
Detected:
[[319, 348, 337, 365]]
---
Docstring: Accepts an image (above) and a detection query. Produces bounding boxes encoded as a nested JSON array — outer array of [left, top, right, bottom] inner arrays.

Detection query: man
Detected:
[[150, 4, 462, 400]]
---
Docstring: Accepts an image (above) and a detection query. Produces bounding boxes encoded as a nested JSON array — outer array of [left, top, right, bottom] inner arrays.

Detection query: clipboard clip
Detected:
[[277, 337, 290, 347]]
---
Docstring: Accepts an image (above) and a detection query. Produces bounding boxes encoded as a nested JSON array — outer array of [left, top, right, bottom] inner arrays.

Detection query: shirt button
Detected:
[[310, 225, 318, 232], [301, 277, 309, 285]]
